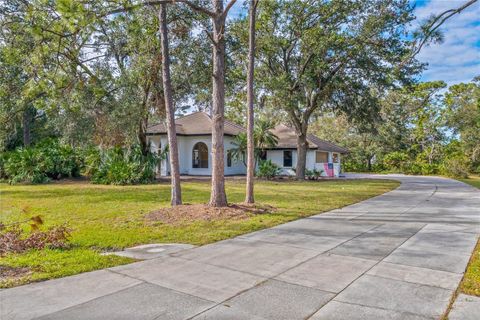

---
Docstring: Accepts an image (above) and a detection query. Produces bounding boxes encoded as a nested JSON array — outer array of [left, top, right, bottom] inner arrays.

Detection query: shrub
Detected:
[[441, 157, 469, 179], [342, 159, 387, 173], [3, 148, 50, 184], [2, 139, 82, 184], [305, 168, 323, 180], [37, 139, 82, 179], [371, 162, 387, 172], [383, 151, 409, 171], [420, 163, 439, 175], [403, 162, 422, 175], [256, 160, 280, 179], [475, 164, 480, 175], [0, 152, 8, 180], [87, 145, 159, 185], [342, 160, 367, 172], [403, 162, 439, 176]]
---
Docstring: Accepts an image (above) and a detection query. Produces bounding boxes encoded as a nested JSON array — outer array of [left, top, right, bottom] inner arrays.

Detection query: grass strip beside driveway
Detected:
[[458, 175, 480, 296]]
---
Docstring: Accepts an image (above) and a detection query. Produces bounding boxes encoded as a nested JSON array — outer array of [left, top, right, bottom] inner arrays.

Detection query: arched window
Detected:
[[192, 142, 208, 168]]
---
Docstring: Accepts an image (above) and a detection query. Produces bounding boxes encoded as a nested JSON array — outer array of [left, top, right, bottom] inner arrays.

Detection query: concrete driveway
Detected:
[[1, 175, 479, 320]]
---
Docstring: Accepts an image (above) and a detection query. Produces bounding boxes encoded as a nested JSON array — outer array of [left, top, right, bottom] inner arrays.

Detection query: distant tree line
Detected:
[[310, 79, 480, 178]]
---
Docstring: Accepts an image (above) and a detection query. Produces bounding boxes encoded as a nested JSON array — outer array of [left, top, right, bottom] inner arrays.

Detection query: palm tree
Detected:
[[231, 119, 278, 168], [254, 120, 278, 152]]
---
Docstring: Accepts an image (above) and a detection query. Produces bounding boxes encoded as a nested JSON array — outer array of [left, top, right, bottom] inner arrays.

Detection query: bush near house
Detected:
[[256, 160, 281, 179], [84, 145, 160, 185], [305, 168, 323, 180]]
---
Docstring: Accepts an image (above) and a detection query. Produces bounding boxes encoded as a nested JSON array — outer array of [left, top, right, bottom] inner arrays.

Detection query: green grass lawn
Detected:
[[460, 175, 480, 189], [461, 240, 480, 296], [0, 179, 398, 288], [458, 175, 480, 296]]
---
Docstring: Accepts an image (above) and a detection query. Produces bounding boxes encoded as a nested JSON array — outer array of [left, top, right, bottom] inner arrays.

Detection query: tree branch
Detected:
[[107, 0, 215, 17], [221, 0, 238, 19], [204, 29, 216, 44], [404, 0, 478, 65]]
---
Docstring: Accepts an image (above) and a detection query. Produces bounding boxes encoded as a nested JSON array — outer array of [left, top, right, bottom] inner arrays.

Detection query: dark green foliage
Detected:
[[36, 139, 82, 179], [1, 141, 161, 185], [342, 160, 385, 173], [365, 150, 469, 177], [305, 169, 323, 180], [86, 145, 160, 185], [0, 152, 9, 180], [2, 139, 81, 184], [440, 156, 469, 179], [402, 162, 439, 176], [3, 148, 49, 184], [231, 119, 279, 166], [256, 160, 280, 179], [383, 152, 410, 172], [313, 80, 479, 178]]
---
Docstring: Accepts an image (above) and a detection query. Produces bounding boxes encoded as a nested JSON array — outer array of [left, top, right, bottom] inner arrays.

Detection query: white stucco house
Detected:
[[146, 112, 348, 177]]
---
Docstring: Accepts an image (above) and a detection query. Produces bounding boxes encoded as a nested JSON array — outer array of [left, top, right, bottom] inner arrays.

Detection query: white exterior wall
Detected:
[[147, 134, 246, 176], [265, 150, 296, 175], [306, 150, 316, 172], [225, 136, 248, 175], [148, 134, 341, 177], [266, 149, 341, 177], [311, 151, 341, 177], [146, 135, 166, 176]]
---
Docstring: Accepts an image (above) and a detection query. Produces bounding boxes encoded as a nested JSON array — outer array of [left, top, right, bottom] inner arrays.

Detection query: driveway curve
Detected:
[[1, 175, 479, 320]]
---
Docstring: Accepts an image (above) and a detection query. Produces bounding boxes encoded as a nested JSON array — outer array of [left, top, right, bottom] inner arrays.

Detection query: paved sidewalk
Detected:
[[1, 175, 479, 320]]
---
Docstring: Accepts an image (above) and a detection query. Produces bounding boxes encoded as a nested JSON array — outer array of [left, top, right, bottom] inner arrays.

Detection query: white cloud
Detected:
[[414, 0, 480, 85], [226, 0, 247, 19]]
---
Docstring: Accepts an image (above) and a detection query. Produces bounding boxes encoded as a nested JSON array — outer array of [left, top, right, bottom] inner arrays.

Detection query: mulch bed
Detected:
[[145, 203, 276, 224], [0, 266, 32, 281]]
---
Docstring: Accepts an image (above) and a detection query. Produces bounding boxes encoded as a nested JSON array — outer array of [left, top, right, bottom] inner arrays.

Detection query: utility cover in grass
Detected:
[[104, 243, 196, 260]]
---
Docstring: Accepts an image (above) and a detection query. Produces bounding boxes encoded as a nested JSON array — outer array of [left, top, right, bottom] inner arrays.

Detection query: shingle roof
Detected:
[[146, 112, 245, 136], [147, 112, 348, 153], [269, 124, 349, 153], [306, 133, 349, 154]]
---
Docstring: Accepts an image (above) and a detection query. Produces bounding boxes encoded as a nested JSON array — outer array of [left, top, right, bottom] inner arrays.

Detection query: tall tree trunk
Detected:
[[296, 131, 308, 180], [159, 3, 182, 206], [138, 117, 148, 155], [22, 107, 32, 147], [245, 0, 258, 204], [209, 0, 228, 207]]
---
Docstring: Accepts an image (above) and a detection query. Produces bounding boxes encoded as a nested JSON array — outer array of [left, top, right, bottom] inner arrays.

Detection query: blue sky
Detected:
[[414, 0, 480, 85], [228, 0, 480, 86]]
